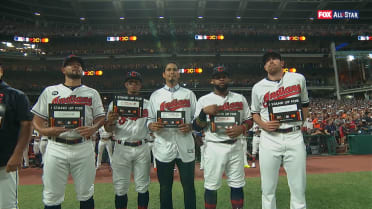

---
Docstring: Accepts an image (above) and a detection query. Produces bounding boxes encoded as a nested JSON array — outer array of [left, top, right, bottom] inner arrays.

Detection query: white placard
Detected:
[[54, 111, 81, 118], [272, 104, 298, 114], [117, 100, 140, 108], [214, 116, 236, 123], [161, 112, 182, 118]]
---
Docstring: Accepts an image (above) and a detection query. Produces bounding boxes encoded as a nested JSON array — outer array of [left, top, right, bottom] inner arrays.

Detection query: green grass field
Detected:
[[19, 171, 372, 209]]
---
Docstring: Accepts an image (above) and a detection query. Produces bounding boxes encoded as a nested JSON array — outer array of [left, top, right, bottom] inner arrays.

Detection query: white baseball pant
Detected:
[[42, 141, 96, 206], [259, 130, 306, 209], [0, 167, 18, 209], [112, 142, 151, 195], [203, 141, 245, 190], [96, 139, 113, 167], [252, 135, 260, 155]]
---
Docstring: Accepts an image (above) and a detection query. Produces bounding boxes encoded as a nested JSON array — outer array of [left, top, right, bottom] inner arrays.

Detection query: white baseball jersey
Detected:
[[147, 84, 197, 163], [98, 126, 112, 139], [107, 99, 149, 142], [251, 72, 309, 129], [194, 91, 252, 141], [32, 84, 105, 139]]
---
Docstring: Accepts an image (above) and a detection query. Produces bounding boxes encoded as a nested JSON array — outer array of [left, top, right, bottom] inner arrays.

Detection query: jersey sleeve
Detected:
[[146, 93, 157, 128], [242, 95, 252, 121], [299, 74, 310, 107], [92, 90, 105, 119], [31, 88, 49, 119], [189, 91, 197, 121], [250, 85, 261, 114], [193, 97, 203, 120]]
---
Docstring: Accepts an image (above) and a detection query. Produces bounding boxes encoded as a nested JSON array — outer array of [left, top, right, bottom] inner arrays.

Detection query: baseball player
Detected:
[[251, 123, 261, 168], [251, 52, 309, 209], [193, 66, 252, 209], [31, 55, 105, 209], [39, 135, 49, 166], [96, 126, 113, 169], [147, 62, 197, 209], [0, 63, 33, 209], [32, 129, 43, 167], [105, 71, 150, 209]]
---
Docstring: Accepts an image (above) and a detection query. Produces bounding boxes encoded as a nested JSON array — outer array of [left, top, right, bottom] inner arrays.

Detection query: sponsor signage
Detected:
[[317, 10, 359, 19]]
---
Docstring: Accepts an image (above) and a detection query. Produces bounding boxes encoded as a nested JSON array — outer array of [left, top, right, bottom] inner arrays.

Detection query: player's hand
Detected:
[[75, 126, 97, 138], [226, 125, 245, 138], [148, 122, 164, 132], [178, 123, 191, 133], [262, 121, 280, 132], [203, 105, 219, 115], [106, 111, 119, 125], [41, 127, 67, 137], [6, 152, 23, 172]]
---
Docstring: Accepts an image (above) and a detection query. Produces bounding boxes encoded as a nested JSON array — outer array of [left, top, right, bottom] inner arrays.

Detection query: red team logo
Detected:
[[52, 95, 92, 106], [218, 102, 243, 111], [160, 99, 191, 111], [263, 84, 301, 108]]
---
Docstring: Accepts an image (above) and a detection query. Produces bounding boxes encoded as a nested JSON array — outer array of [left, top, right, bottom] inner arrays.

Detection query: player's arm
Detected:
[[104, 111, 119, 132], [252, 113, 280, 132], [33, 115, 67, 136], [76, 116, 105, 138], [147, 95, 164, 132], [6, 120, 33, 172]]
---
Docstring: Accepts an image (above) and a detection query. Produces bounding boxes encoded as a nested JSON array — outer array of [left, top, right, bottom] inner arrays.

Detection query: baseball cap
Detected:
[[124, 71, 142, 83], [212, 66, 230, 77], [63, 55, 85, 68], [262, 51, 281, 65]]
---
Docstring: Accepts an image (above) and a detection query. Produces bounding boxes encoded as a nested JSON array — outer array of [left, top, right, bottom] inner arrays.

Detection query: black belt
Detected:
[[117, 140, 143, 147], [55, 137, 84, 145], [275, 126, 301, 133], [208, 139, 237, 144]]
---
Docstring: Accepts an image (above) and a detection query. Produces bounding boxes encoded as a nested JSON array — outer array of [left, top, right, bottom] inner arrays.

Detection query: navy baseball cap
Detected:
[[63, 55, 85, 68], [125, 71, 142, 83], [212, 66, 230, 77], [262, 51, 281, 65]]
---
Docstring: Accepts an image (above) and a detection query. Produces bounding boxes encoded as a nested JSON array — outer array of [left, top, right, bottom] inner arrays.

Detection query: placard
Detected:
[[268, 97, 303, 123], [210, 111, 240, 134], [157, 111, 185, 128], [113, 95, 143, 117], [49, 104, 85, 129]]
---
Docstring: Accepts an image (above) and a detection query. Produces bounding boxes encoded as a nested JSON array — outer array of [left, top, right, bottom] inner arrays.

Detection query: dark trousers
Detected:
[[156, 158, 196, 209]]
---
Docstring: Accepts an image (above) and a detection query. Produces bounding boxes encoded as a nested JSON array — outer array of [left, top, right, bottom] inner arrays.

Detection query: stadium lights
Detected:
[[198, 16, 203, 19], [236, 16, 241, 19], [119, 17, 125, 20], [273, 17, 279, 20], [34, 12, 41, 16], [159, 16, 164, 19], [309, 17, 314, 20], [346, 55, 355, 62], [80, 17, 86, 21]]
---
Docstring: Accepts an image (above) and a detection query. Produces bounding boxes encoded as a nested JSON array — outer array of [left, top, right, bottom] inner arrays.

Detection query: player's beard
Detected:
[[214, 83, 228, 93], [66, 71, 83, 79]]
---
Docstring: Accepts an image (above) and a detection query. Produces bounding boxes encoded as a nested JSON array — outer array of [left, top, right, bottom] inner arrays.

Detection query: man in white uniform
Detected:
[[0, 63, 33, 209], [251, 123, 261, 168], [32, 55, 105, 209], [251, 52, 309, 209], [147, 62, 196, 209], [193, 66, 252, 209], [105, 71, 151, 209], [96, 126, 113, 169]]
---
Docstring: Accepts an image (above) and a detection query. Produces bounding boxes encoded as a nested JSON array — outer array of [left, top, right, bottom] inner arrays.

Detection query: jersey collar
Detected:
[[163, 84, 180, 93]]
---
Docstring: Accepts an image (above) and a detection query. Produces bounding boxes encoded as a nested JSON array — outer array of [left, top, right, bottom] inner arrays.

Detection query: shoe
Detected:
[[244, 164, 250, 168], [251, 162, 256, 168]]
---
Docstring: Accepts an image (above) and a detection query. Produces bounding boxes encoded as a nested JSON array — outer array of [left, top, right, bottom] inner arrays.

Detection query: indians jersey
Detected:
[[32, 84, 105, 139], [107, 99, 149, 142], [251, 72, 309, 129], [194, 91, 252, 142], [147, 85, 197, 163]]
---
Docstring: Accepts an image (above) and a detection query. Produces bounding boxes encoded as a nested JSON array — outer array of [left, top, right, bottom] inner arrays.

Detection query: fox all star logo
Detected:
[[263, 84, 301, 108], [52, 95, 92, 106], [160, 99, 190, 111], [218, 102, 243, 111]]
